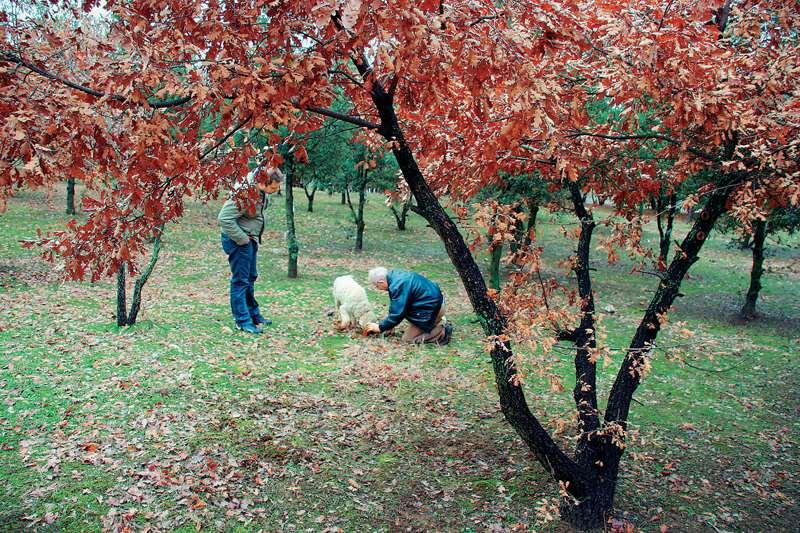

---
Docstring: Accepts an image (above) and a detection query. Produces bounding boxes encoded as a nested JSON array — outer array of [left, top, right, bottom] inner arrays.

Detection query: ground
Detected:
[[0, 185, 798, 532]]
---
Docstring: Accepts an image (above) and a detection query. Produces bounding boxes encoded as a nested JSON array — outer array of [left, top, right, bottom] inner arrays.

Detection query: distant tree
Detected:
[[738, 208, 800, 318], [66, 177, 77, 215], [474, 173, 552, 290], [344, 142, 397, 251], [385, 175, 416, 231]]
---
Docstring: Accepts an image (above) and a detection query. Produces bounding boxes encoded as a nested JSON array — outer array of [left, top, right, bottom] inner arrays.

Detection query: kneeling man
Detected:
[[363, 267, 453, 345]]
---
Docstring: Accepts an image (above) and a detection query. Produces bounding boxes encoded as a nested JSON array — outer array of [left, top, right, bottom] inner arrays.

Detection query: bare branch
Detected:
[[1, 51, 193, 109], [566, 130, 718, 161], [304, 105, 379, 130], [200, 114, 253, 160]]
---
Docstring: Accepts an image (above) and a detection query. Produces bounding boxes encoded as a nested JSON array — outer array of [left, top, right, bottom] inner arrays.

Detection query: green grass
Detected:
[[1, 183, 798, 531]]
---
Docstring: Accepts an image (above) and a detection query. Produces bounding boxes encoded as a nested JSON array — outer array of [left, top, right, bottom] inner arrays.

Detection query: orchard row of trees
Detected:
[[2, 0, 798, 528]]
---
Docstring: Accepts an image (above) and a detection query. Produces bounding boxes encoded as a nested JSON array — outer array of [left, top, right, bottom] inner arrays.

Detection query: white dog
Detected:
[[332, 275, 375, 330]]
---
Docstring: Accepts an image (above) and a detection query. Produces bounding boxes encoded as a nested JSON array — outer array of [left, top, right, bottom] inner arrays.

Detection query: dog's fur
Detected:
[[332, 275, 375, 329]]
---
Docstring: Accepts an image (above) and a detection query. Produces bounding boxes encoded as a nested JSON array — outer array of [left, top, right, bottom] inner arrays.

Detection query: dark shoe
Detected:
[[252, 315, 272, 326], [236, 323, 263, 334], [437, 323, 453, 345]]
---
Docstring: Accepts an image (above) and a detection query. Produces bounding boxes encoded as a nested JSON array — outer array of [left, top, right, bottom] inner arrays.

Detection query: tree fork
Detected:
[[359, 72, 595, 502]]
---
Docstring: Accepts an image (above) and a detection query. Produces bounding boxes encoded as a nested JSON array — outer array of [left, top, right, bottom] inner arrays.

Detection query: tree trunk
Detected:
[[126, 230, 164, 325], [303, 183, 316, 212], [340, 190, 346, 205], [741, 219, 766, 318], [285, 172, 299, 278], [346, 169, 368, 251], [559, 482, 616, 530], [568, 183, 601, 470], [361, 74, 595, 517], [390, 196, 412, 230], [655, 192, 676, 269], [66, 177, 76, 215], [524, 200, 539, 249], [489, 242, 503, 290], [601, 173, 741, 488], [355, 179, 366, 251], [116, 264, 127, 327]]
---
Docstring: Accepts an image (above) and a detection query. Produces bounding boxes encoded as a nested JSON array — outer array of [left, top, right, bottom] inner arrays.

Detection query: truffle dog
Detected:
[[332, 275, 375, 330]]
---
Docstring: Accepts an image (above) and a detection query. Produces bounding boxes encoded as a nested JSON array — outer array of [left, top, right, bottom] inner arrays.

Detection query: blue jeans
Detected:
[[221, 234, 263, 326]]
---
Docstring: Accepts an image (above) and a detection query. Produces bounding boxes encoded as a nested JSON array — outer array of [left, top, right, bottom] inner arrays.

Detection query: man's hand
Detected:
[[363, 322, 381, 335]]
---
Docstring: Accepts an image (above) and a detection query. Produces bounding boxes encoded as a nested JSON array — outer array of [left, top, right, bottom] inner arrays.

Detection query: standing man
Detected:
[[218, 165, 284, 334], [363, 267, 453, 344]]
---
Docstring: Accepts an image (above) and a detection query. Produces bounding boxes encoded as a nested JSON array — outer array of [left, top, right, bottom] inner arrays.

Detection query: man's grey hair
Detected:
[[368, 267, 388, 286]]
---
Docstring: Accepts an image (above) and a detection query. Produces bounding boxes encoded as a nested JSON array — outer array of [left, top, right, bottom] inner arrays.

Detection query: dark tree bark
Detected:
[[66, 177, 76, 215], [340, 190, 346, 205], [567, 183, 600, 464], [285, 173, 299, 278], [116, 264, 127, 327], [741, 219, 767, 318]]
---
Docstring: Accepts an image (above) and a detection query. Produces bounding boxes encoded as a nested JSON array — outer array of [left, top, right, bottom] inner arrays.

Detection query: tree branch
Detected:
[[566, 130, 718, 161], [1, 51, 193, 109], [304, 105, 379, 130], [199, 114, 253, 160]]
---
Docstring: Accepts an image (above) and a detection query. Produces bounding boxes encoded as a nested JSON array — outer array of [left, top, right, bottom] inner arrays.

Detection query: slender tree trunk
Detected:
[[489, 242, 503, 290], [510, 203, 525, 254], [741, 219, 767, 318], [656, 192, 677, 269], [116, 265, 127, 327], [561, 183, 604, 523], [340, 190, 346, 205], [390, 196, 412, 230], [600, 174, 741, 498], [346, 170, 368, 251], [285, 172, 299, 278], [66, 177, 76, 215], [127, 231, 164, 325], [523, 200, 539, 249], [355, 177, 367, 251], [568, 184, 600, 456], [303, 183, 316, 212]]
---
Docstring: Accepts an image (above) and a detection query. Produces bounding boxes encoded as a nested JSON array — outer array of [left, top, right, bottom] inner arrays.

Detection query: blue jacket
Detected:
[[379, 270, 443, 333]]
